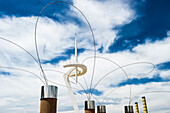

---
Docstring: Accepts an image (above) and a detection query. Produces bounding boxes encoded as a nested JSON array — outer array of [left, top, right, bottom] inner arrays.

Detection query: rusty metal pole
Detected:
[[97, 105, 106, 113], [85, 100, 95, 113], [40, 85, 58, 113], [135, 102, 139, 113], [142, 97, 148, 113], [124, 105, 134, 113]]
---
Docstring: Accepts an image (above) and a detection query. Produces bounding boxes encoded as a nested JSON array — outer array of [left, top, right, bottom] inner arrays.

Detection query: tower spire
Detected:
[[75, 33, 78, 83], [75, 33, 78, 62]]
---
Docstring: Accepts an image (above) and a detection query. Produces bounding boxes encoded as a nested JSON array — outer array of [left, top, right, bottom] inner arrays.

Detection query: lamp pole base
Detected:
[[124, 106, 134, 113], [40, 85, 58, 113], [85, 109, 95, 113], [40, 98, 57, 113], [84, 100, 95, 113], [97, 105, 106, 113]]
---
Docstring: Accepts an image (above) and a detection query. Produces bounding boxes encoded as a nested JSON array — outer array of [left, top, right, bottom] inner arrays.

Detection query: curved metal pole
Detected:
[[92, 62, 154, 97], [40, 69, 85, 91], [0, 66, 45, 84], [34, 1, 96, 88], [82, 56, 129, 100], [0, 66, 85, 92], [129, 91, 170, 104], [42, 69, 88, 98], [45, 68, 80, 112], [0, 37, 39, 64], [83, 57, 155, 104], [101, 62, 154, 105], [0, 37, 47, 83]]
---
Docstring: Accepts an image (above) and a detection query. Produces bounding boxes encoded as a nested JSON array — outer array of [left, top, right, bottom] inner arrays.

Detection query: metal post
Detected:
[[97, 105, 106, 113], [142, 97, 148, 113], [85, 100, 95, 113], [40, 85, 58, 113], [135, 102, 139, 113], [124, 105, 134, 113]]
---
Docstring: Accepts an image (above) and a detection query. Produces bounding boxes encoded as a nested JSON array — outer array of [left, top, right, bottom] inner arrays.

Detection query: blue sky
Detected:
[[109, 0, 170, 52], [0, 0, 170, 113]]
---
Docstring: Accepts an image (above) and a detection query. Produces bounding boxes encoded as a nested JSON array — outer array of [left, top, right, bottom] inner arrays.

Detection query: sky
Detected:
[[0, 0, 170, 113]]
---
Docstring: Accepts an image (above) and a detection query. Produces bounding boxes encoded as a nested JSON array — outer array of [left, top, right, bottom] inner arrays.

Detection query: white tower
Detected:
[[63, 34, 87, 113]]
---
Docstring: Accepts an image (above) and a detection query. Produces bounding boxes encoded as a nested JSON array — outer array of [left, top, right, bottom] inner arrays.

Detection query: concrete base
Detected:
[[40, 98, 57, 113]]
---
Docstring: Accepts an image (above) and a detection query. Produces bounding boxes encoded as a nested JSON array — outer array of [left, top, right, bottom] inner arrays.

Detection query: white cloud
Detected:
[[72, 0, 135, 51], [0, 0, 169, 113], [132, 35, 170, 64]]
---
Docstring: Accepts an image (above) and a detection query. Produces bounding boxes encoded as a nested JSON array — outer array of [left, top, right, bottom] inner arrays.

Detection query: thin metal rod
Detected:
[[0, 66, 82, 91], [40, 69, 84, 91], [0, 66, 45, 84], [129, 91, 170, 104], [75, 33, 78, 63], [34, 0, 96, 89], [83, 75, 89, 92], [101, 86, 122, 104], [82, 56, 129, 99], [42, 69, 88, 99], [91, 94, 101, 105], [71, 77, 89, 99], [102, 62, 155, 105], [0, 67, 82, 91], [0, 37, 39, 64], [0, 36, 49, 83], [92, 62, 155, 97], [47, 79, 81, 90], [75, 33, 78, 83], [83, 57, 155, 104]]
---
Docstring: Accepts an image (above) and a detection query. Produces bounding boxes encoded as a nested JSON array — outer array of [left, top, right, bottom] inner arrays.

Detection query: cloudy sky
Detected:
[[0, 0, 170, 113]]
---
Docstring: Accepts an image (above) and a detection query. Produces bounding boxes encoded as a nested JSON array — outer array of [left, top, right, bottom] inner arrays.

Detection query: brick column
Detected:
[[40, 85, 58, 113]]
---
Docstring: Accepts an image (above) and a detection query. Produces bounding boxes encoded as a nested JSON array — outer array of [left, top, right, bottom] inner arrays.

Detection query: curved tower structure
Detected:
[[63, 34, 87, 113]]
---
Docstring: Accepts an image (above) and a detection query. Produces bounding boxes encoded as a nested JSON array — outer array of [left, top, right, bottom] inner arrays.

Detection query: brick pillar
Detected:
[[40, 85, 58, 113]]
